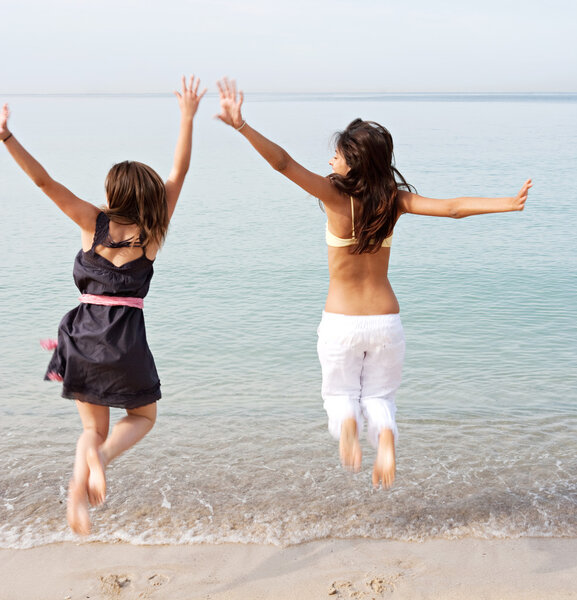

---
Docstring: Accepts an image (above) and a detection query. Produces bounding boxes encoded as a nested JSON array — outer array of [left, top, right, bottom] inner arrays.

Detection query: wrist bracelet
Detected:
[[2, 133, 12, 143], [235, 121, 246, 132]]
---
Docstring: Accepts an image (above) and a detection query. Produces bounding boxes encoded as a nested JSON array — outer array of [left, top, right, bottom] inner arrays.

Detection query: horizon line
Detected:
[[1, 90, 577, 97]]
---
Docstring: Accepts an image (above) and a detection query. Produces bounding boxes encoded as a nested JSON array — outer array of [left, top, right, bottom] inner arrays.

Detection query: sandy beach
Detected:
[[1, 537, 576, 600]]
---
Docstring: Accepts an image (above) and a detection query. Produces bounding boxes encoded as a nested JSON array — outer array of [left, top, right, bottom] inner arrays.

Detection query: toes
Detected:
[[352, 448, 362, 473], [67, 481, 91, 535], [372, 467, 379, 488], [372, 462, 396, 490], [340, 443, 362, 472], [339, 419, 362, 472]]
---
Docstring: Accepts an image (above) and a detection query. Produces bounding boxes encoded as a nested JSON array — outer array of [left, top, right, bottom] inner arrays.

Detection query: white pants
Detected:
[[317, 312, 405, 448]]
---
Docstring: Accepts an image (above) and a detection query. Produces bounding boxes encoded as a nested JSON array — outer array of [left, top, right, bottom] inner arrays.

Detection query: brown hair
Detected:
[[104, 161, 168, 248], [328, 119, 414, 254]]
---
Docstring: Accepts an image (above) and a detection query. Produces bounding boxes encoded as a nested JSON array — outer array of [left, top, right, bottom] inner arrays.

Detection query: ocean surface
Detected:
[[0, 93, 575, 548]]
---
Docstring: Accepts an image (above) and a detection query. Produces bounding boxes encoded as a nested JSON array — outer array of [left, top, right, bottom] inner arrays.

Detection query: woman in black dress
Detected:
[[1, 76, 205, 534]]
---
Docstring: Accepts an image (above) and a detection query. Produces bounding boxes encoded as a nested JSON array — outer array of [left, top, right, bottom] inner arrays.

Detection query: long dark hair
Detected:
[[328, 118, 414, 254], [104, 161, 169, 248]]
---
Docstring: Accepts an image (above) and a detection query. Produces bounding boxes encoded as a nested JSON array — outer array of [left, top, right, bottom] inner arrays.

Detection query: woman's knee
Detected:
[[128, 402, 157, 429], [76, 401, 110, 438]]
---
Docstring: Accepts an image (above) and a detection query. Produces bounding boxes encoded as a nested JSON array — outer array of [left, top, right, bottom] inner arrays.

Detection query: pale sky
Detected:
[[2, 0, 576, 93]]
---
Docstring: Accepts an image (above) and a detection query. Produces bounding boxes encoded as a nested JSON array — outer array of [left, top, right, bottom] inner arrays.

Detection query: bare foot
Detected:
[[67, 479, 91, 535], [372, 428, 396, 489], [340, 418, 362, 472], [87, 447, 106, 506]]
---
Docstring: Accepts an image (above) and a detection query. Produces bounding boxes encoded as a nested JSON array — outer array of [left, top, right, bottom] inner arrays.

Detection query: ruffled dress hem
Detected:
[[58, 382, 161, 409]]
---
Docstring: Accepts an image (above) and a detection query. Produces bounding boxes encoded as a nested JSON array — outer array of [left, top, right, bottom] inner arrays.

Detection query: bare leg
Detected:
[[83, 402, 157, 511], [340, 417, 362, 473], [68, 402, 110, 534], [99, 402, 157, 469], [372, 428, 395, 489]]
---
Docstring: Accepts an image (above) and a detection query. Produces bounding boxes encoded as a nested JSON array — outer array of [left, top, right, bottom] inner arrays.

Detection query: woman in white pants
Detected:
[[216, 79, 531, 489]]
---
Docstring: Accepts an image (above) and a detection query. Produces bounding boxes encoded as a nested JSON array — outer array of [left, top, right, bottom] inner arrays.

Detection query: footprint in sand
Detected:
[[328, 571, 405, 598], [99, 572, 169, 599], [147, 573, 169, 588], [100, 573, 132, 596]]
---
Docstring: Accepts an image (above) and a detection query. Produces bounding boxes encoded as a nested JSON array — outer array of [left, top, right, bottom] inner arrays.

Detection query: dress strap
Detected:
[[91, 211, 144, 250], [91, 212, 110, 250], [350, 196, 355, 239]]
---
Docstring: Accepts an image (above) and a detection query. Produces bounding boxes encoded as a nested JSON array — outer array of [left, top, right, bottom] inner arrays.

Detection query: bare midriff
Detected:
[[324, 245, 400, 315]]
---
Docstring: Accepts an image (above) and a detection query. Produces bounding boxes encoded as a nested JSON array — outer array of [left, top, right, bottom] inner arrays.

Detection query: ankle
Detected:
[[378, 428, 395, 447], [96, 446, 110, 468], [341, 417, 359, 436]]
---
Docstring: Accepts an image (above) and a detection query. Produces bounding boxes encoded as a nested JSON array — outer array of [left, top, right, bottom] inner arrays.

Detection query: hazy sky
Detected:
[[2, 0, 576, 93]]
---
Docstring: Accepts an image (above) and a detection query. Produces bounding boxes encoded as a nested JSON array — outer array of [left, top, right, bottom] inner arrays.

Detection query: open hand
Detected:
[[174, 76, 206, 120], [0, 103, 10, 139], [513, 179, 532, 211], [216, 78, 244, 129]]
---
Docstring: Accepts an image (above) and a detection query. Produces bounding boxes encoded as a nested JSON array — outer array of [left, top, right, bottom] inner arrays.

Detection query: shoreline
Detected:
[[1, 537, 576, 599]]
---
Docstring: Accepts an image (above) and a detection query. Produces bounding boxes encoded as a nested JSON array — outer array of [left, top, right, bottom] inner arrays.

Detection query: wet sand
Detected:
[[1, 537, 576, 599]]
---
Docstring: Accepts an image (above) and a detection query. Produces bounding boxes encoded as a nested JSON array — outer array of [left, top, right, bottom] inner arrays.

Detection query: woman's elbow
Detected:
[[272, 152, 290, 173], [35, 176, 52, 189], [447, 201, 464, 219]]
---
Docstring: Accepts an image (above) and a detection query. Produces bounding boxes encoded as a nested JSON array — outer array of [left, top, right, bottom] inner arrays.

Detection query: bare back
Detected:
[[324, 194, 400, 315], [81, 219, 160, 266]]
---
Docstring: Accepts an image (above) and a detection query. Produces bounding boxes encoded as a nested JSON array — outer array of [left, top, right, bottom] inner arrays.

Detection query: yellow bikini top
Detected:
[[325, 196, 393, 248]]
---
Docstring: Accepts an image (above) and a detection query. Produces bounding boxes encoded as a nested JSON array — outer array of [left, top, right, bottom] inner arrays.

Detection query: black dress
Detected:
[[45, 212, 161, 408]]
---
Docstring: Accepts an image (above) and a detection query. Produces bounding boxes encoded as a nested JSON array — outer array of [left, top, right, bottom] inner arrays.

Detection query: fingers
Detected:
[[1, 103, 9, 122], [218, 77, 232, 98], [177, 75, 206, 99], [517, 178, 532, 204], [221, 77, 232, 96], [216, 77, 242, 103], [520, 179, 532, 194]]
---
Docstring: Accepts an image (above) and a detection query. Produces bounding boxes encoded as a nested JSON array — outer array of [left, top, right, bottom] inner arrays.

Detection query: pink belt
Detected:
[[79, 293, 143, 309]]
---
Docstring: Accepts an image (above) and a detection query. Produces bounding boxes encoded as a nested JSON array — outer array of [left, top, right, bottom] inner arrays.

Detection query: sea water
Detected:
[[0, 93, 576, 548]]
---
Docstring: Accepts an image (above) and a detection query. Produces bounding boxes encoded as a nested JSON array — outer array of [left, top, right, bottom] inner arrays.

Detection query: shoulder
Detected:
[[80, 210, 106, 252]]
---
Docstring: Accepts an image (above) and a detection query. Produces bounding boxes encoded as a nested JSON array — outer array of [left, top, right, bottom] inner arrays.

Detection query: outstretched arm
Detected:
[[1, 103, 99, 229], [398, 179, 532, 218], [216, 78, 341, 205], [165, 76, 206, 219]]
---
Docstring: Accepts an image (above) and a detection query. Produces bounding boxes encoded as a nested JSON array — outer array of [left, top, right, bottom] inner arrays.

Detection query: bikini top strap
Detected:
[[350, 196, 355, 239]]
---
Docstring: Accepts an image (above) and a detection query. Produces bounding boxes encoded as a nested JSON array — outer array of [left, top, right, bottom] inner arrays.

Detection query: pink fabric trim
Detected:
[[47, 371, 63, 382], [40, 339, 58, 350], [79, 293, 143, 309]]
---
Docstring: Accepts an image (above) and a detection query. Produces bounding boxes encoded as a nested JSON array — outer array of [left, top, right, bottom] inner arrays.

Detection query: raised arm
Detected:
[[397, 179, 532, 218], [1, 103, 99, 229], [165, 76, 206, 220], [216, 78, 341, 205]]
